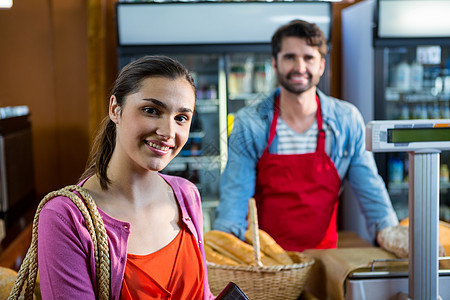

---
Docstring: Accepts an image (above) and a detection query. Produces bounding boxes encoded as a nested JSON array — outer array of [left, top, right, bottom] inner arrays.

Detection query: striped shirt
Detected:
[[277, 117, 332, 155]]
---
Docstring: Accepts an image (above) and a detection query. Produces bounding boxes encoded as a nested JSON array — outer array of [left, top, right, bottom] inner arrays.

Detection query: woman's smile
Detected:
[[144, 140, 173, 155]]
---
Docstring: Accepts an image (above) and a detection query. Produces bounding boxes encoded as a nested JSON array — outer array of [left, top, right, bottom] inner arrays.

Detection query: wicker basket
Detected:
[[207, 199, 315, 299]]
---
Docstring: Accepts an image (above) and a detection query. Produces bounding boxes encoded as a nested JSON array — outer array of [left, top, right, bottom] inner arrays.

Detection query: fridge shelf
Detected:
[[384, 88, 449, 103], [196, 99, 219, 106], [228, 92, 268, 101], [189, 131, 205, 139], [164, 155, 221, 172], [196, 99, 219, 114]]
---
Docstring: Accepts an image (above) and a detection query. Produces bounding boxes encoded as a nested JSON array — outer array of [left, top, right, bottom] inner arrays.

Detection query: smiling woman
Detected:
[[82, 56, 197, 190], [108, 76, 195, 175], [33, 55, 215, 299]]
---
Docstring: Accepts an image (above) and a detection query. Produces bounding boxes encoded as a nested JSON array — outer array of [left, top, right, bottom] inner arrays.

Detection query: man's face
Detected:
[[272, 36, 325, 95]]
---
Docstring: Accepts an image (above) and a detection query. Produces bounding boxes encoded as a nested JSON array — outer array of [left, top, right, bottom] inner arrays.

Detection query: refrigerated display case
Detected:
[[342, 0, 450, 240], [115, 1, 332, 230]]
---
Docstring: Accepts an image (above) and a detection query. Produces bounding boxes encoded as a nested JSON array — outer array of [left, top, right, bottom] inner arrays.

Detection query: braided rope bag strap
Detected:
[[7, 185, 111, 300]]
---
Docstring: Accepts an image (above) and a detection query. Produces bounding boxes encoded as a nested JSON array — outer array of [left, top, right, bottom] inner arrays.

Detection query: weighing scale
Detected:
[[366, 119, 450, 300]]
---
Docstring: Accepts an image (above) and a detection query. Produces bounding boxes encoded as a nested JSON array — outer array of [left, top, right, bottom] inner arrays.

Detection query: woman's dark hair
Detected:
[[80, 55, 196, 190], [271, 19, 328, 59]]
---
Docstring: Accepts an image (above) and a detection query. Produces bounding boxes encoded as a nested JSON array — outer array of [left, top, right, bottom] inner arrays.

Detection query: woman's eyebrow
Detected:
[[179, 107, 193, 114], [143, 98, 166, 109], [143, 98, 193, 114]]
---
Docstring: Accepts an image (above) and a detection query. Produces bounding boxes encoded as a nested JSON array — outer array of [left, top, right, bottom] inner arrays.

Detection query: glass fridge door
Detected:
[[226, 53, 276, 112], [377, 45, 450, 222], [162, 53, 223, 196], [156, 54, 225, 231]]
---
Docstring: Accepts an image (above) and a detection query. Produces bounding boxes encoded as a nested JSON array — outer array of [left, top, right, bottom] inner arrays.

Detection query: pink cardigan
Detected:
[[37, 173, 215, 299]]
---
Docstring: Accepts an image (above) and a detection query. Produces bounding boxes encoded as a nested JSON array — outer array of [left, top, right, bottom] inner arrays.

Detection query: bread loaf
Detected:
[[439, 221, 450, 255], [245, 228, 293, 265], [204, 243, 240, 266], [204, 230, 278, 266], [399, 218, 450, 255]]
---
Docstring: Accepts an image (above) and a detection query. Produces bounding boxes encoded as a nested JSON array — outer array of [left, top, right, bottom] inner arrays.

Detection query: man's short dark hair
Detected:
[[271, 19, 328, 59]]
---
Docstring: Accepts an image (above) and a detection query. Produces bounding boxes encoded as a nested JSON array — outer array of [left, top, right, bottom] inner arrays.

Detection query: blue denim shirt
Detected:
[[214, 88, 399, 241]]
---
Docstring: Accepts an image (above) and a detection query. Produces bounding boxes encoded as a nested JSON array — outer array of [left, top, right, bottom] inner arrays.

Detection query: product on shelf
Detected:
[[410, 61, 424, 91], [395, 61, 411, 92]]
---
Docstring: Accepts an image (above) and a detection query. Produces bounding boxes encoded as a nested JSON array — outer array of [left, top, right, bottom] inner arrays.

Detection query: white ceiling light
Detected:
[[0, 0, 12, 9]]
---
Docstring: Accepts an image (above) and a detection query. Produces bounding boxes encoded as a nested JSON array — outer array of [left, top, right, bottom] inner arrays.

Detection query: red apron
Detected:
[[254, 95, 341, 252]]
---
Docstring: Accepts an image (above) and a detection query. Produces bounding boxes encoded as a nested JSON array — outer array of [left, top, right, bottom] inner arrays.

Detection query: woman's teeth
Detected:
[[147, 142, 169, 151]]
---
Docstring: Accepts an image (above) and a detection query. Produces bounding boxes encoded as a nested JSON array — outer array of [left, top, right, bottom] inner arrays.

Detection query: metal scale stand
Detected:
[[366, 119, 450, 300]]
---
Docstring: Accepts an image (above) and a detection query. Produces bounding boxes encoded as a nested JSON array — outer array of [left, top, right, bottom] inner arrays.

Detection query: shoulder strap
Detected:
[[8, 185, 111, 300]]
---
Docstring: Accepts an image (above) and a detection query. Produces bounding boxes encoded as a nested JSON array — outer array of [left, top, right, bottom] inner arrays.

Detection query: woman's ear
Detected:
[[109, 95, 120, 124]]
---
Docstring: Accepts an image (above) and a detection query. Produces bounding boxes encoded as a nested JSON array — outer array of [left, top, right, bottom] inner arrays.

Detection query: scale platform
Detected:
[[346, 260, 450, 300]]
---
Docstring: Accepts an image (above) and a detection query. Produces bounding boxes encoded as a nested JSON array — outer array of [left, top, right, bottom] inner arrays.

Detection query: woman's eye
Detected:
[[143, 107, 158, 115], [176, 115, 189, 123]]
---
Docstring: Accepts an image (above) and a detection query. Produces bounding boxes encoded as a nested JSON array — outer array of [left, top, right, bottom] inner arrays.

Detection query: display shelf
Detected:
[[228, 92, 268, 101], [196, 99, 219, 114], [164, 156, 221, 172], [189, 131, 205, 139], [384, 88, 445, 103]]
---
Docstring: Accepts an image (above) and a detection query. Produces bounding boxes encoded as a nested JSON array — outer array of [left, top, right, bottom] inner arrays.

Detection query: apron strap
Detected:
[[266, 94, 280, 150], [315, 95, 326, 153]]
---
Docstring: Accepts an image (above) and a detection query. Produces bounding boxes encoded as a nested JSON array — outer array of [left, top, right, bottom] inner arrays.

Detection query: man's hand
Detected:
[[377, 225, 446, 258]]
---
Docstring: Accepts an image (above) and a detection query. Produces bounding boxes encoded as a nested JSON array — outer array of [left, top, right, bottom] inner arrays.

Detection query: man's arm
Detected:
[[345, 108, 399, 237]]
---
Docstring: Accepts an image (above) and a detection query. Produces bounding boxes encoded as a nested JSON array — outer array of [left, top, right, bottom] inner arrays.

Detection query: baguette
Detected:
[[204, 243, 240, 266], [245, 228, 293, 265], [205, 240, 247, 265], [204, 230, 278, 266]]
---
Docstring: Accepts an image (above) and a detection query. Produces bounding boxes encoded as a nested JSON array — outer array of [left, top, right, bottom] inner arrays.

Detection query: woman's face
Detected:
[[110, 76, 195, 172]]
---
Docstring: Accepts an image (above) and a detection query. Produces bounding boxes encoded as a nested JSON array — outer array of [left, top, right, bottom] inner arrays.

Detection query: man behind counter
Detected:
[[213, 19, 406, 255]]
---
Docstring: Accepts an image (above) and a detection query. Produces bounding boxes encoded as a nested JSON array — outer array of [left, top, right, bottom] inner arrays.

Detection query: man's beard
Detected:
[[276, 71, 319, 95]]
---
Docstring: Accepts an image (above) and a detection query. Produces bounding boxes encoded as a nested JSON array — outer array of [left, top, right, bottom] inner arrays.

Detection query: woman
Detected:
[[37, 55, 215, 299]]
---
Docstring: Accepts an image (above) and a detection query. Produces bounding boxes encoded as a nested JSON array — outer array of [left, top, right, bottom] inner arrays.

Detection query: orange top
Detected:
[[120, 225, 205, 299]]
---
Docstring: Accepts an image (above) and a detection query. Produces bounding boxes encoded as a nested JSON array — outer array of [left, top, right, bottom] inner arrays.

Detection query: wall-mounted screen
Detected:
[[116, 2, 331, 46], [377, 0, 450, 38]]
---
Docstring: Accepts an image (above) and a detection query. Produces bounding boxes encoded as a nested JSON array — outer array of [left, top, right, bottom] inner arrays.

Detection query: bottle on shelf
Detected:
[[206, 84, 217, 99], [395, 61, 411, 93], [428, 102, 440, 119], [419, 103, 428, 119], [444, 71, 450, 95], [440, 164, 449, 184], [399, 103, 410, 120], [432, 75, 444, 96], [242, 57, 254, 94], [196, 85, 206, 100], [388, 156, 404, 184], [410, 61, 424, 92], [253, 64, 267, 94], [229, 65, 245, 96]]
